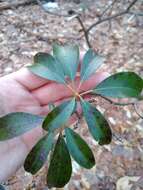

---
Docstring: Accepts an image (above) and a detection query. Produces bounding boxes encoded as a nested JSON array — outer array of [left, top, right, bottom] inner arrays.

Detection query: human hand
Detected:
[[0, 67, 108, 181]]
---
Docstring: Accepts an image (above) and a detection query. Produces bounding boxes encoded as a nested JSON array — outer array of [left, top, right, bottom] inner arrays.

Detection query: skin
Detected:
[[0, 67, 108, 182]]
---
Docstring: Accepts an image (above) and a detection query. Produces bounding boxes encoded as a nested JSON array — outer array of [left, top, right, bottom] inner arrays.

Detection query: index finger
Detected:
[[12, 68, 51, 90], [12, 51, 86, 90]]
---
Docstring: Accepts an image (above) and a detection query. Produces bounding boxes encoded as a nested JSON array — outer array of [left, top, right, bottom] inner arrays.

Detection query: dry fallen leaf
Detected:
[[116, 176, 140, 190]]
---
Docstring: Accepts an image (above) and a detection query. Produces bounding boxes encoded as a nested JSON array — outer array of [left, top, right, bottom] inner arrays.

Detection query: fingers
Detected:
[[32, 72, 109, 106], [77, 72, 109, 92], [12, 68, 51, 90], [15, 105, 46, 116], [39, 96, 72, 116], [32, 82, 72, 106], [11, 51, 104, 92], [12, 52, 85, 91], [20, 127, 44, 151]]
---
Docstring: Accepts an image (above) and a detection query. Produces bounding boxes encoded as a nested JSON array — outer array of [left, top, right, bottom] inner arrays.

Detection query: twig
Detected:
[[134, 103, 143, 119], [98, 95, 135, 106], [99, 0, 118, 32], [80, 90, 136, 106], [83, 91, 143, 120], [77, 0, 140, 48], [99, 0, 118, 18], [35, 0, 140, 49], [86, 0, 139, 34], [126, 0, 138, 11], [76, 15, 92, 48]]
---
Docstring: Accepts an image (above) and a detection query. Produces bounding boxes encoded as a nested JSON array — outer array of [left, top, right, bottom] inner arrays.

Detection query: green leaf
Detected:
[[42, 98, 76, 132], [93, 72, 143, 98], [80, 49, 105, 82], [81, 100, 112, 145], [24, 132, 54, 174], [53, 44, 79, 81], [47, 135, 72, 188], [65, 128, 95, 169], [0, 185, 5, 190], [0, 112, 43, 140], [28, 53, 65, 84]]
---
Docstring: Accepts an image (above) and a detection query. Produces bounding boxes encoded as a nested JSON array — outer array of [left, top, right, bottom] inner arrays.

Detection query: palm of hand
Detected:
[[0, 68, 107, 182]]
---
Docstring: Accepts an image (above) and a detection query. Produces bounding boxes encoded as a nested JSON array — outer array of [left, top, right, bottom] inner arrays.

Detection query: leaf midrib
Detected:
[[81, 57, 102, 81], [67, 135, 88, 165]]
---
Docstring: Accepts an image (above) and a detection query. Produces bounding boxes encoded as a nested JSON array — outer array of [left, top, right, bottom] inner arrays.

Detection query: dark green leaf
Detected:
[[0, 185, 5, 190], [0, 112, 43, 140], [28, 53, 65, 84], [80, 49, 105, 81], [47, 135, 72, 188], [65, 128, 95, 169], [93, 72, 143, 98], [42, 98, 76, 132], [53, 44, 79, 80], [24, 132, 54, 174], [81, 100, 112, 145]]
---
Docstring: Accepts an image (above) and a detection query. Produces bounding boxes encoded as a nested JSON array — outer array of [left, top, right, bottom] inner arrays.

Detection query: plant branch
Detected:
[[97, 94, 135, 106], [76, 15, 91, 48], [83, 92, 143, 120], [86, 0, 139, 34], [126, 0, 138, 11], [35, 0, 141, 49], [80, 90, 136, 106], [99, 0, 118, 18]]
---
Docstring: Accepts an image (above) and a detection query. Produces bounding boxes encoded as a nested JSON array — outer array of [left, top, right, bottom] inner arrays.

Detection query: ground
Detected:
[[0, 0, 143, 189]]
